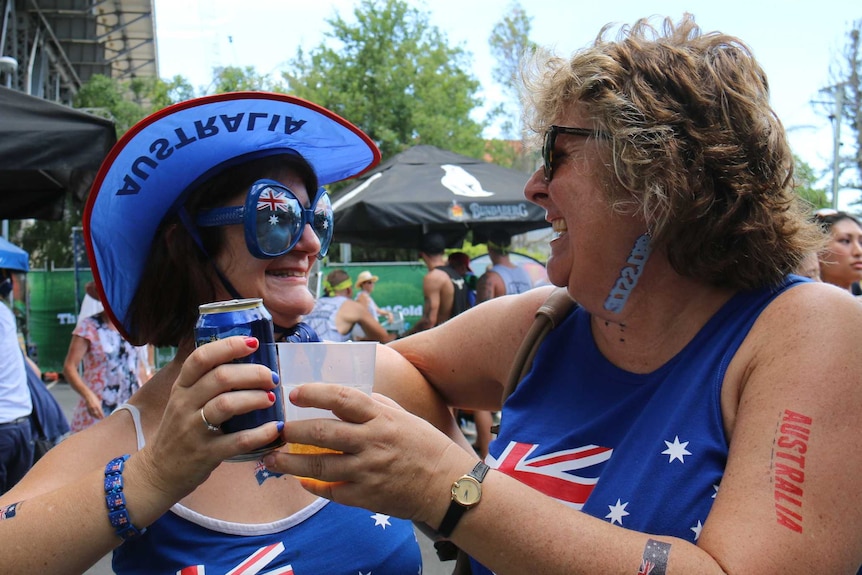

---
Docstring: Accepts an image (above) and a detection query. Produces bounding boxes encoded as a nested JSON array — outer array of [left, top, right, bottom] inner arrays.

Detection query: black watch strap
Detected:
[[437, 461, 490, 538]]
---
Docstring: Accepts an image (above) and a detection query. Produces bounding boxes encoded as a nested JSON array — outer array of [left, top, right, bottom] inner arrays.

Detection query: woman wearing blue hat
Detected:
[[0, 93, 425, 573]]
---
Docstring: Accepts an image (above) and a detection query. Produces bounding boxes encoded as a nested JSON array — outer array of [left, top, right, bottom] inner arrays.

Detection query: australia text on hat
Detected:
[[115, 113, 308, 196]]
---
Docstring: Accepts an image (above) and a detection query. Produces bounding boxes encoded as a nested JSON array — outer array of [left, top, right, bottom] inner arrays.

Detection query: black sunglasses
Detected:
[[542, 125, 609, 182]]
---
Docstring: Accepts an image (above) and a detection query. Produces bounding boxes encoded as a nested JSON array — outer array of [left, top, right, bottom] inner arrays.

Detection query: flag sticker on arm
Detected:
[[638, 538, 671, 575]]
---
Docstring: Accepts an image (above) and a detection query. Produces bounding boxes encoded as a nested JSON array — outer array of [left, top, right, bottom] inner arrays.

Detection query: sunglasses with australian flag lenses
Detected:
[[196, 179, 334, 259], [542, 125, 609, 182]]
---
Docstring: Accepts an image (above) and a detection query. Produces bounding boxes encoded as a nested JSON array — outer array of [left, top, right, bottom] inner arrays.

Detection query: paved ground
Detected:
[[48, 383, 452, 574]]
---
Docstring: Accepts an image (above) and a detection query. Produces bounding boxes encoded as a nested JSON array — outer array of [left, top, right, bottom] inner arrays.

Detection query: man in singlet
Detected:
[[404, 232, 468, 335], [305, 269, 394, 343], [476, 229, 534, 302]]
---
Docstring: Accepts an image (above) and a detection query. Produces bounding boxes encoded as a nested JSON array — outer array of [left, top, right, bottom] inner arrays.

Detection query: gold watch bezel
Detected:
[[451, 474, 482, 507]]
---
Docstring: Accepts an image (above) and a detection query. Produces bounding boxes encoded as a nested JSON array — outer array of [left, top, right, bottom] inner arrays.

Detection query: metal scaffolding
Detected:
[[0, 0, 156, 104]]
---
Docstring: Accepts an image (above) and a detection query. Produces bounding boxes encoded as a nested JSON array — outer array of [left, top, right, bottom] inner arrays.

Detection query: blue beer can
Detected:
[[195, 297, 284, 461]]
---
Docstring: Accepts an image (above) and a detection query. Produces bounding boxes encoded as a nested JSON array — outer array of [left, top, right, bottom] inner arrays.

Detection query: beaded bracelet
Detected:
[[104, 454, 146, 540]]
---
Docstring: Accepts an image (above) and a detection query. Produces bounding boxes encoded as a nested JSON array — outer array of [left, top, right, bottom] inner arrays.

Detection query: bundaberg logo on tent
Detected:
[[448, 200, 466, 221]]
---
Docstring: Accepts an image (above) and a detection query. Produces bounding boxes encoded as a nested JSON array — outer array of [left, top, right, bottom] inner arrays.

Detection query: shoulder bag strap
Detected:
[[501, 287, 576, 402], [489, 287, 576, 435]]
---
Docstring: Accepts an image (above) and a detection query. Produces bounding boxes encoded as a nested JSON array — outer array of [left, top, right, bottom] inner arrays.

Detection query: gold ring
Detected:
[[200, 408, 221, 433]]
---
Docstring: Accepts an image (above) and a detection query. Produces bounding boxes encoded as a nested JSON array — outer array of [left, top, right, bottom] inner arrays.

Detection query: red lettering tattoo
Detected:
[[772, 409, 811, 532]]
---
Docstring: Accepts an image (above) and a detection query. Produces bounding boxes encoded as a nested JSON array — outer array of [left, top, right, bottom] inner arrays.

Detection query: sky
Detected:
[[153, 0, 860, 206]]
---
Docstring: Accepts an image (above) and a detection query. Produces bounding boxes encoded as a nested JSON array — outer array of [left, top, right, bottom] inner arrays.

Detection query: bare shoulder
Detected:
[[424, 267, 447, 282], [751, 281, 862, 357], [705, 282, 862, 571], [342, 299, 367, 320], [724, 281, 862, 436]]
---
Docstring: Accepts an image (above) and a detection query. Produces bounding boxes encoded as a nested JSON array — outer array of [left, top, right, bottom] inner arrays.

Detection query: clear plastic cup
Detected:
[[276, 341, 377, 454]]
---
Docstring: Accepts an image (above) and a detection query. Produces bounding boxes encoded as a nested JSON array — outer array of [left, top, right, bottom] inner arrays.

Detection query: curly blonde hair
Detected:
[[522, 14, 824, 290]]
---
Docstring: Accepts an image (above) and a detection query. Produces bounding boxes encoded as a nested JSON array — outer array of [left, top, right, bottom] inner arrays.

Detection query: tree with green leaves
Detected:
[[486, 2, 537, 172], [794, 155, 830, 210], [210, 65, 282, 94], [488, 2, 534, 139], [281, 0, 486, 160]]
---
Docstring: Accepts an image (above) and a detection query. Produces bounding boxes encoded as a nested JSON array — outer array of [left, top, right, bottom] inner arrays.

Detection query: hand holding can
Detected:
[[195, 298, 284, 461]]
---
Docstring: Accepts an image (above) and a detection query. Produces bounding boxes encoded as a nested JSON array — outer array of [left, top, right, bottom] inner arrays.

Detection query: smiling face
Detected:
[[213, 168, 319, 327], [524, 109, 648, 313], [819, 217, 862, 291]]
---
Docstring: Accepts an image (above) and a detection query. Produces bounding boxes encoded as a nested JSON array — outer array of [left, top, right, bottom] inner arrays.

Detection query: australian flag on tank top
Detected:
[[469, 276, 807, 575], [110, 323, 422, 574]]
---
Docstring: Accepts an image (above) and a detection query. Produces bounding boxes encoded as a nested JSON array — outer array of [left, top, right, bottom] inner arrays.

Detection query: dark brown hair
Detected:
[[126, 154, 317, 347], [814, 210, 862, 232]]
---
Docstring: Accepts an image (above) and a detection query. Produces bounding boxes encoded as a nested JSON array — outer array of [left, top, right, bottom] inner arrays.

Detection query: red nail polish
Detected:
[[267, 391, 276, 403], [244, 337, 258, 348]]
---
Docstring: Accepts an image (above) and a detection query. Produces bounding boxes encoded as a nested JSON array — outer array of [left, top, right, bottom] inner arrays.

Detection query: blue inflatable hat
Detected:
[[83, 92, 380, 341]]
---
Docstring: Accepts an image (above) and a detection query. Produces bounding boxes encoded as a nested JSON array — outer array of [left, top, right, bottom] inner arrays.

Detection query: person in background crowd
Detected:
[[813, 209, 862, 294], [351, 270, 395, 340], [448, 252, 477, 307], [63, 281, 151, 432], [0, 92, 425, 573], [404, 232, 469, 335], [475, 229, 534, 302], [0, 268, 33, 494], [795, 250, 822, 281], [77, 283, 104, 324], [306, 269, 395, 343], [264, 15, 862, 574]]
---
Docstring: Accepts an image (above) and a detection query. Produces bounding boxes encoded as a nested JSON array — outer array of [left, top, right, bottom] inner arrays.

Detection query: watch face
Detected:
[[452, 477, 482, 506]]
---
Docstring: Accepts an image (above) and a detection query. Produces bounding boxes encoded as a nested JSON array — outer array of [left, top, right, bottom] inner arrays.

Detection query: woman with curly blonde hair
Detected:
[[265, 14, 862, 574]]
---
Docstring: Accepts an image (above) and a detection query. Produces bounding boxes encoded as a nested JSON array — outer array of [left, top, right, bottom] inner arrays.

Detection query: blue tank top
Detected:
[[471, 277, 805, 574], [112, 499, 421, 574], [111, 405, 421, 574]]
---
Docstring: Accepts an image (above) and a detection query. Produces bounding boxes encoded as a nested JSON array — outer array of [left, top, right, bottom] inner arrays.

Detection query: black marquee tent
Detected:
[[0, 87, 117, 220], [330, 145, 550, 248]]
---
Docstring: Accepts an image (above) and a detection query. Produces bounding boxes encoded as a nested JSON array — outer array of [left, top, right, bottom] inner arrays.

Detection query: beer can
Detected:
[[195, 297, 284, 461]]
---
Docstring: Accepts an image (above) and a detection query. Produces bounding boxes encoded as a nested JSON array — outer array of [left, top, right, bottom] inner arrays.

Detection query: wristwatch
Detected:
[[437, 461, 490, 538]]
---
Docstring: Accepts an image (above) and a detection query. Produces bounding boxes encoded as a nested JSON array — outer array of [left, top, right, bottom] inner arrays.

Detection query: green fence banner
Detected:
[[26, 263, 429, 373], [26, 269, 92, 372]]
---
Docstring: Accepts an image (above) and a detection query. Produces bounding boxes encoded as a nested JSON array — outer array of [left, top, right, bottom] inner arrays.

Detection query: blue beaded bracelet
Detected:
[[104, 454, 146, 540]]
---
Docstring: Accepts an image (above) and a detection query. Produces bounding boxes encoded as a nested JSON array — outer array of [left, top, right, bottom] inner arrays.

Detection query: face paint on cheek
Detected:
[[603, 233, 652, 314]]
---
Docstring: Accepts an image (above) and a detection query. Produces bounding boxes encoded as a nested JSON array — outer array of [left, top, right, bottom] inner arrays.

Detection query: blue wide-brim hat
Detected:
[[83, 92, 380, 341]]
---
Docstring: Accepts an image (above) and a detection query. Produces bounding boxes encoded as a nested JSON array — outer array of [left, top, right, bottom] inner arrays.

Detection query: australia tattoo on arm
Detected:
[[771, 409, 811, 533]]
